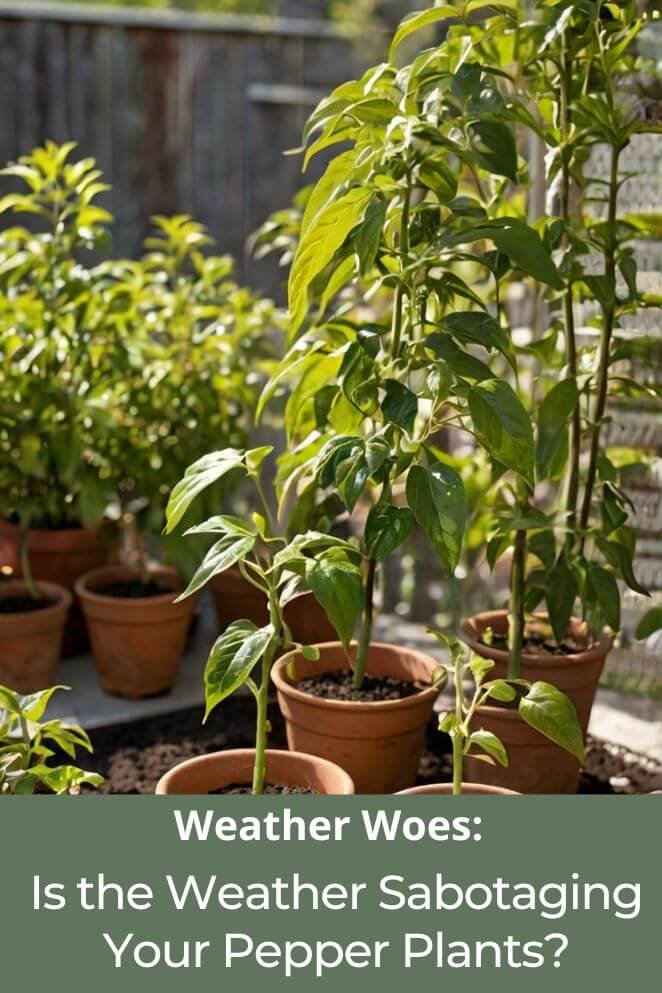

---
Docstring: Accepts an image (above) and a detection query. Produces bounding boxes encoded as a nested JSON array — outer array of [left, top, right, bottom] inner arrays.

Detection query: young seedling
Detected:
[[0, 685, 103, 795], [428, 631, 585, 795], [165, 446, 361, 794]]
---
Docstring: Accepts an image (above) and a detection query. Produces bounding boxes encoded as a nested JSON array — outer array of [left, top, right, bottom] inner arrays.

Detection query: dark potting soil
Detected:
[[297, 670, 423, 702], [484, 631, 587, 657], [211, 784, 315, 795], [0, 595, 55, 613], [97, 580, 172, 600], [61, 696, 661, 795]]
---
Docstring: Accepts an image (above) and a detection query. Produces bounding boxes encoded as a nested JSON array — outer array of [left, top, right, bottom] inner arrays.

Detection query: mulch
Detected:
[[73, 696, 662, 795]]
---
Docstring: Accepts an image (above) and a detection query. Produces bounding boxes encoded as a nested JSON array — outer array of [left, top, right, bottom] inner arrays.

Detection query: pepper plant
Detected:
[[469, 1, 660, 672], [0, 685, 103, 795], [428, 631, 584, 795], [259, 2, 565, 686], [164, 446, 362, 794]]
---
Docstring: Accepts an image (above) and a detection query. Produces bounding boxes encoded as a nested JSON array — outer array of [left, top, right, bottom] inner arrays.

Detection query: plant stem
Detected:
[[353, 557, 376, 688], [252, 647, 273, 795], [559, 38, 581, 540], [452, 655, 465, 796], [254, 472, 277, 539], [389, 172, 412, 361], [19, 531, 38, 600], [508, 529, 527, 679], [579, 144, 620, 539]]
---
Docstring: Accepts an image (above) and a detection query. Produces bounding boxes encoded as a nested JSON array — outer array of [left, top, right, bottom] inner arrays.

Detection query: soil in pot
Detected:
[[212, 784, 315, 795], [465, 702, 582, 794], [155, 748, 354, 795], [273, 641, 440, 794], [298, 670, 422, 702], [76, 565, 197, 699], [460, 610, 612, 733], [0, 518, 111, 656], [0, 580, 72, 693], [210, 567, 337, 646]]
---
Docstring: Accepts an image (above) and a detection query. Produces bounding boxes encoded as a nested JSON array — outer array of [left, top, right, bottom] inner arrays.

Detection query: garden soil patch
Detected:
[[72, 697, 662, 795], [0, 595, 55, 613]]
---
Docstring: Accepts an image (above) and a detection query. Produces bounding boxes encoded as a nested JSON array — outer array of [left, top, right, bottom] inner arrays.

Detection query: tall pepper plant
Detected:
[[261, 1, 567, 687]]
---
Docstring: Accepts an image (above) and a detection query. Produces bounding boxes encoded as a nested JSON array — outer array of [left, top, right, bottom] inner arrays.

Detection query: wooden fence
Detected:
[[0, 1, 357, 295]]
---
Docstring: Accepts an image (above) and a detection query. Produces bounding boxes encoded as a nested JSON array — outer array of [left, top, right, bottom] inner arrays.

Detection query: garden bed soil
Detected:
[[0, 595, 55, 613], [70, 697, 662, 795], [297, 670, 423, 703]]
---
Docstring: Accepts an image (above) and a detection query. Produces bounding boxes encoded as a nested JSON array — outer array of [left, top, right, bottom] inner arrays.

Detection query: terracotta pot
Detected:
[[397, 783, 518, 795], [465, 704, 582, 794], [460, 609, 612, 733], [273, 641, 440, 794], [0, 580, 72, 692], [155, 748, 355, 795], [210, 566, 337, 644], [76, 565, 196, 698], [0, 518, 110, 656]]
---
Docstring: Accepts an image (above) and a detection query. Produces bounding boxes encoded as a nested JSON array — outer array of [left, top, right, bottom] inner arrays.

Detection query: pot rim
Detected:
[[273, 640, 440, 713], [155, 747, 356, 795], [397, 782, 519, 795], [75, 564, 185, 608], [0, 579, 73, 619], [0, 517, 102, 545], [460, 609, 613, 667]]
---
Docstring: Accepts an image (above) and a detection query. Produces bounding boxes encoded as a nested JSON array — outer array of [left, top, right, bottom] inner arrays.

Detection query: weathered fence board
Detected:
[[0, 2, 356, 294]]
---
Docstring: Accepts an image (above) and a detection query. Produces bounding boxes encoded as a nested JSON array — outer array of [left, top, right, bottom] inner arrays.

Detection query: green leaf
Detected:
[[470, 729, 508, 767], [485, 679, 517, 702], [15, 686, 68, 723], [440, 311, 515, 369], [469, 654, 495, 686], [165, 449, 248, 533], [587, 564, 621, 632], [179, 534, 256, 599], [470, 120, 518, 181], [546, 552, 578, 645], [519, 681, 584, 764], [289, 186, 373, 340], [597, 538, 649, 597], [536, 378, 578, 482], [184, 515, 256, 538], [354, 199, 387, 276], [381, 379, 418, 432], [468, 380, 534, 486], [204, 621, 274, 720], [445, 217, 563, 288], [364, 505, 414, 560], [636, 608, 662, 639], [406, 461, 466, 574], [305, 554, 363, 650], [425, 333, 493, 381], [389, 5, 460, 59]]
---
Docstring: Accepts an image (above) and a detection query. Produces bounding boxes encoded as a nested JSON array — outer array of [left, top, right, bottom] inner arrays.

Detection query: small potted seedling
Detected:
[[156, 446, 356, 795], [0, 685, 103, 794], [398, 632, 584, 796]]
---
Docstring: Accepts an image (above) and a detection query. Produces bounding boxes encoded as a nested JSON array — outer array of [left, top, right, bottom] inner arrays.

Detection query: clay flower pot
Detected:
[[397, 783, 519, 795], [76, 565, 197, 698], [464, 704, 582, 794], [210, 566, 337, 645], [0, 580, 72, 693], [155, 748, 355, 795], [460, 609, 612, 733], [0, 518, 110, 656], [272, 641, 440, 794]]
